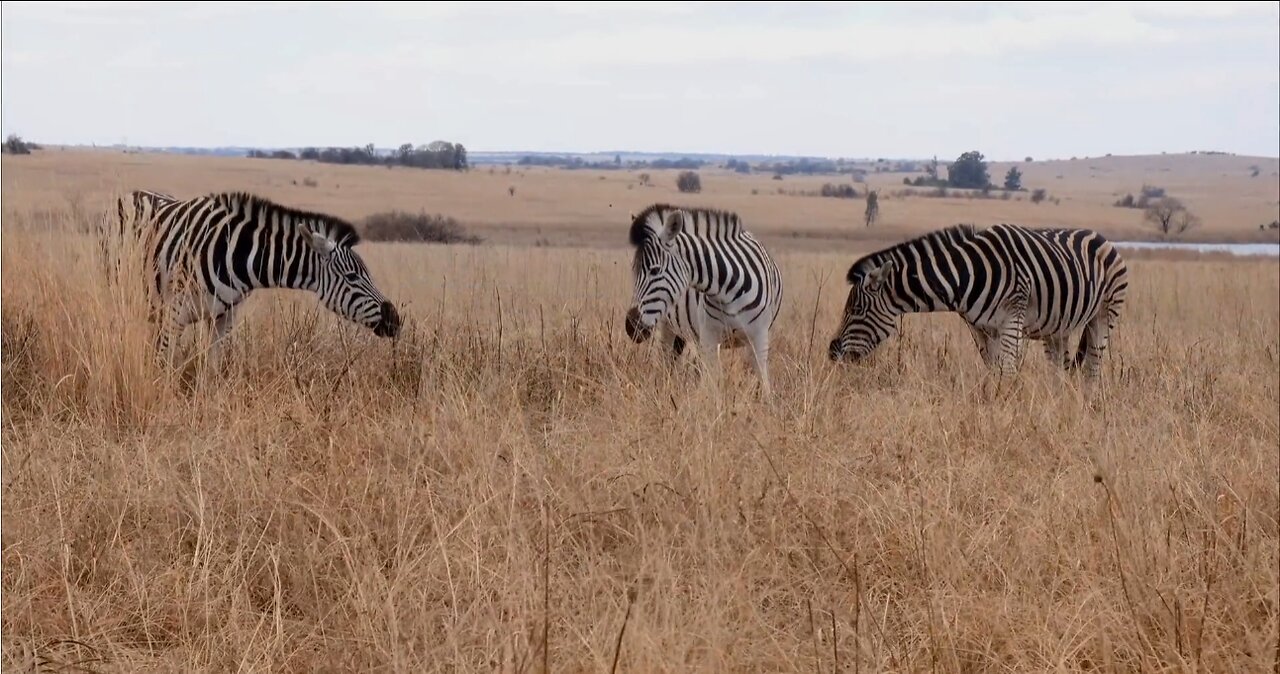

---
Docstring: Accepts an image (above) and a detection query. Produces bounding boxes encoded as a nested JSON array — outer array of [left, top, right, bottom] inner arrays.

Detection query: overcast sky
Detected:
[[3, 1, 1278, 160]]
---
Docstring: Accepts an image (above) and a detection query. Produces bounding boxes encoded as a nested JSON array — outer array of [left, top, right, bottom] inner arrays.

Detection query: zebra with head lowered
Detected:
[[114, 189, 402, 364], [624, 203, 784, 398], [828, 222, 1129, 378]]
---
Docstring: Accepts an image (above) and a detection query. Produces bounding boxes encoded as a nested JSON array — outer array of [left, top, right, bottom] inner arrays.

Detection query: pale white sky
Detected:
[[3, 1, 1278, 160]]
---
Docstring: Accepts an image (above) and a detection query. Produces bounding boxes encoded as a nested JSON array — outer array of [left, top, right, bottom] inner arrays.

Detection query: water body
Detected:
[[1112, 241, 1280, 258]]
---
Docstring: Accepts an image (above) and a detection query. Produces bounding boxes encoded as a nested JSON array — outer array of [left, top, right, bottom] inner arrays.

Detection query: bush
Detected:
[[1140, 184, 1166, 199], [1030, 188, 1047, 204], [1003, 166, 1023, 191], [3, 134, 34, 155], [676, 171, 702, 193], [362, 210, 482, 245], [819, 183, 858, 199]]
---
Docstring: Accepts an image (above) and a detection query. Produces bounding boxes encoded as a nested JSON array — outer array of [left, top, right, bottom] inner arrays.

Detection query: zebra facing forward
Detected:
[[828, 223, 1128, 378], [114, 189, 402, 363], [624, 203, 783, 397]]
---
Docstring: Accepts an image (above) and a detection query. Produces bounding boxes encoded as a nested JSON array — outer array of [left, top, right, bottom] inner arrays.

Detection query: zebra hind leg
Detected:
[[1077, 311, 1117, 380], [1044, 334, 1074, 371]]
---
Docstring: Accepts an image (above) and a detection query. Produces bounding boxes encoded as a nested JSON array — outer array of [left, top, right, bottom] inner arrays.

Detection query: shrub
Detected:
[[1140, 184, 1166, 199], [819, 183, 857, 199], [362, 210, 482, 244], [1030, 188, 1047, 204], [3, 134, 34, 155], [676, 171, 702, 193]]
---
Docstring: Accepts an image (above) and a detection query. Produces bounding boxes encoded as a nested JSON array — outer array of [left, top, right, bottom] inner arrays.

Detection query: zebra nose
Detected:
[[375, 301, 401, 338], [624, 307, 650, 343]]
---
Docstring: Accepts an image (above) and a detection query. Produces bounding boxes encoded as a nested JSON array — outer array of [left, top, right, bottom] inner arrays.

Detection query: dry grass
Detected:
[[2, 176, 1278, 672], [4, 149, 1278, 252]]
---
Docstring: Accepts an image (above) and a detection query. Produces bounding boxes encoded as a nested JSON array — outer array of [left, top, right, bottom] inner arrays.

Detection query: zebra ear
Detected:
[[297, 222, 337, 257], [661, 210, 685, 243], [864, 260, 895, 292]]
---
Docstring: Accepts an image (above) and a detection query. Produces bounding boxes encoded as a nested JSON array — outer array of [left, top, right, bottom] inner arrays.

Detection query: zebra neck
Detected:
[[679, 237, 733, 299], [891, 254, 958, 314], [249, 231, 323, 293]]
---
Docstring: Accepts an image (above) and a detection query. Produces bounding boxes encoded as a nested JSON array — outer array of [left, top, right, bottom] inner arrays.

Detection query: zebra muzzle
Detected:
[[624, 307, 651, 343], [374, 301, 401, 338]]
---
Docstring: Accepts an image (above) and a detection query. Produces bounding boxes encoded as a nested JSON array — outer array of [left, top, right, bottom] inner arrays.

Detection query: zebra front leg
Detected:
[[994, 282, 1029, 376], [745, 326, 773, 401], [206, 305, 238, 372]]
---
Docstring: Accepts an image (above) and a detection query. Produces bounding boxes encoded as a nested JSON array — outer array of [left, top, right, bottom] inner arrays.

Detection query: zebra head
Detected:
[[625, 207, 692, 343], [298, 222, 401, 339], [829, 259, 900, 362]]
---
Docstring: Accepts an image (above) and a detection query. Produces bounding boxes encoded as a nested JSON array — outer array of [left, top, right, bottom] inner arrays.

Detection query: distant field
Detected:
[[2, 149, 1278, 672], [3, 149, 1278, 252]]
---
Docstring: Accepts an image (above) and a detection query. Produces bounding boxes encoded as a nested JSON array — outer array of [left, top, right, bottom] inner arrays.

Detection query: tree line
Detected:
[[248, 140, 469, 171]]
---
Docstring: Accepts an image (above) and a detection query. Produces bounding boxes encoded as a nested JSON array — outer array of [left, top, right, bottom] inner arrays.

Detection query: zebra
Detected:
[[112, 189, 402, 365], [827, 222, 1129, 379], [624, 203, 784, 397]]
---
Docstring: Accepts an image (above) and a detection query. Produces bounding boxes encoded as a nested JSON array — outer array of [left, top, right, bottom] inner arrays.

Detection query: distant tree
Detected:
[[1024, 156, 1034, 163], [948, 150, 991, 189], [1003, 166, 1023, 191], [676, 171, 701, 193], [454, 143, 468, 170], [924, 155, 939, 181], [1144, 197, 1199, 238], [614, 153, 621, 166], [3, 134, 32, 155], [864, 190, 879, 228]]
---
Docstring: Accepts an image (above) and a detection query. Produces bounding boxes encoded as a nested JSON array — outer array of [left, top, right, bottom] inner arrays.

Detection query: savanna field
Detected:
[[2, 150, 1278, 672]]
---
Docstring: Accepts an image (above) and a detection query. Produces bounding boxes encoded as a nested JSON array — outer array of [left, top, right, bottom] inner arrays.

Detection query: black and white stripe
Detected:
[[828, 222, 1129, 378], [112, 189, 401, 361], [624, 203, 784, 397]]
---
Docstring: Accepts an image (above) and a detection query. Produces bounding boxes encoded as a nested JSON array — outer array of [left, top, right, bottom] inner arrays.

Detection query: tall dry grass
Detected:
[[2, 204, 1277, 673]]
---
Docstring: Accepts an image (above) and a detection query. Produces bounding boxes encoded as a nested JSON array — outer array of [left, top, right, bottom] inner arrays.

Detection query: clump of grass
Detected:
[[362, 210, 482, 245]]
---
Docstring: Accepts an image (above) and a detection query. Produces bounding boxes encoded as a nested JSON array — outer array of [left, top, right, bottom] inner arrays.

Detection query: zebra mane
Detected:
[[628, 203, 744, 247], [209, 191, 363, 247], [846, 223, 979, 284]]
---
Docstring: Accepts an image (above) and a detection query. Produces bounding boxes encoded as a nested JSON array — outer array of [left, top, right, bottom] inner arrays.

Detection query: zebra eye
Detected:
[[344, 271, 363, 283], [647, 265, 661, 275]]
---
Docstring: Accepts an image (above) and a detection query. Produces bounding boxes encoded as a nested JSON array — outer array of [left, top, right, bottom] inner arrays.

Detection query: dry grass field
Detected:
[[4, 148, 1279, 251], [2, 150, 1278, 672]]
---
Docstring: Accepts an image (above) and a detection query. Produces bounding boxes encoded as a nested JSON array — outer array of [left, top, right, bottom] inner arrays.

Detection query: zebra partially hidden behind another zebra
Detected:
[[111, 189, 402, 366], [624, 203, 784, 398], [828, 222, 1129, 379]]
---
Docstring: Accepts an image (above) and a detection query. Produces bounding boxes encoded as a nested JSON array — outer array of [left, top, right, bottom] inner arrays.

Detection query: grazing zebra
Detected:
[[624, 203, 783, 397], [113, 189, 402, 364], [827, 222, 1129, 378]]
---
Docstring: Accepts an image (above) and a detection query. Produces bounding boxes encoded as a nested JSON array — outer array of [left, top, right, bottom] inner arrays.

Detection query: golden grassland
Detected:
[[3, 148, 1279, 251], [2, 151, 1279, 672]]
